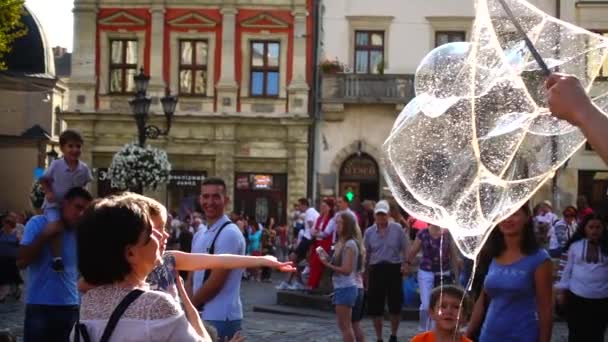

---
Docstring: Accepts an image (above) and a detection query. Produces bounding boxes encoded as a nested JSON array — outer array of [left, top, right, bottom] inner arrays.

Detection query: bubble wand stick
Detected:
[[496, 0, 551, 76]]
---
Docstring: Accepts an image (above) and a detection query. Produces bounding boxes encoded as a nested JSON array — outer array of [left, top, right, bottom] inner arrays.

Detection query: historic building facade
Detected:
[[0, 6, 66, 212], [317, 0, 608, 214], [61, 0, 315, 223]]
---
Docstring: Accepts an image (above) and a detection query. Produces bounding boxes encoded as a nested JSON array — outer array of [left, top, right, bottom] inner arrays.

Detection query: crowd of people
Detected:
[[0, 73, 607, 342]]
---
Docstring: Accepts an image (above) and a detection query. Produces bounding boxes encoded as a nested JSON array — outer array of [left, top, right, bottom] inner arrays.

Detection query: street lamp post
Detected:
[[129, 68, 178, 147]]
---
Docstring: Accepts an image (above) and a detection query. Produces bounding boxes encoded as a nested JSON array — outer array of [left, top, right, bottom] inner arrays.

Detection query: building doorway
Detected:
[[578, 170, 608, 216], [339, 153, 379, 202], [234, 173, 287, 225]]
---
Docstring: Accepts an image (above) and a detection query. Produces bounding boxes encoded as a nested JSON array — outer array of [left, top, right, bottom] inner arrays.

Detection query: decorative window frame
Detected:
[[170, 31, 216, 98], [240, 32, 288, 99], [99, 30, 146, 95], [346, 16, 393, 70], [426, 16, 473, 50]]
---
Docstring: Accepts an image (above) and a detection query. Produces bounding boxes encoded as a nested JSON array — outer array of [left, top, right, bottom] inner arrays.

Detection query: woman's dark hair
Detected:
[[485, 203, 539, 258], [565, 213, 608, 255], [322, 196, 336, 218], [77, 194, 153, 285]]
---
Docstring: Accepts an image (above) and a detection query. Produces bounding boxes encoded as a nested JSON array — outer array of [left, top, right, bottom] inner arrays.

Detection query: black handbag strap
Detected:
[[99, 289, 145, 342], [202, 221, 233, 284]]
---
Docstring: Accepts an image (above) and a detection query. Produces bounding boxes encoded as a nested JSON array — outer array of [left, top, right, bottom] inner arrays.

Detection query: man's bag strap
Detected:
[[202, 220, 233, 284]]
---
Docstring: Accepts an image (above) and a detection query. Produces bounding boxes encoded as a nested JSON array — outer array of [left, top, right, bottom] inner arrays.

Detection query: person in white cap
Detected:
[[363, 200, 409, 342]]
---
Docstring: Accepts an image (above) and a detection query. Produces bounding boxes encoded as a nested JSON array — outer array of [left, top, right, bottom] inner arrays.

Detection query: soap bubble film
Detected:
[[383, 0, 608, 259]]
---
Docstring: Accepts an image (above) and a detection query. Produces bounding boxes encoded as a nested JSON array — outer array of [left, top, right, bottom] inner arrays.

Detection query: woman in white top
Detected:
[[75, 194, 208, 341], [76, 193, 295, 342], [556, 214, 608, 342], [320, 212, 366, 342]]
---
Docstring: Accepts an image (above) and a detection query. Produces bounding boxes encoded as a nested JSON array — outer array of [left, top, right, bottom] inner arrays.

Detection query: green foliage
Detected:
[[0, 0, 26, 71]]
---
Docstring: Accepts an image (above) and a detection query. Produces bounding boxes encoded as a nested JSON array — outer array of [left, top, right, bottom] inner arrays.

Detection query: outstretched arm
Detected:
[[547, 73, 608, 164], [171, 250, 295, 272]]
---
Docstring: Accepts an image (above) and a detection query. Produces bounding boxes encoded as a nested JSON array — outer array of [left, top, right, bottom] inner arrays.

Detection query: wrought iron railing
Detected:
[[321, 73, 415, 104]]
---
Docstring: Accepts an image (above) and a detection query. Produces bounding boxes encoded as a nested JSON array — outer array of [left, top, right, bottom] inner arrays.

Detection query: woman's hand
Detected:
[[319, 255, 330, 266], [260, 255, 296, 272]]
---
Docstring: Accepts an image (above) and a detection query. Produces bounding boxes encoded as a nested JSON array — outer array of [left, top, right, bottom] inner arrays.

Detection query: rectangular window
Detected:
[[109, 39, 138, 94], [589, 31, 608, 79], [354, 31, 384, 74], [179, 40, 208, 96], [250, 41, 280, 97], [435, 31, 466, 47]]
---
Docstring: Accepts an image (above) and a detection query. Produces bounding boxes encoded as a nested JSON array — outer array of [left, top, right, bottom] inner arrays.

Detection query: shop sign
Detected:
[[253, 174, 273, 189], [340, 156, 378, 180], [236, 174, 274, 190], [236, 175, 250, 189], [169, 171, 206, 187]]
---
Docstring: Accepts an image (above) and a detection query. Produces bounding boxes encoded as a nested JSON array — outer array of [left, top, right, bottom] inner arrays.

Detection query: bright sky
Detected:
[[25, 0, 74, 51]]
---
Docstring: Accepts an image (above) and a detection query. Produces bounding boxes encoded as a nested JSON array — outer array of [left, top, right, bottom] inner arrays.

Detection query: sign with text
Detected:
[[253, 174, 273, 189], [340, 155, 378, 181], [169, 171, 207, 188]]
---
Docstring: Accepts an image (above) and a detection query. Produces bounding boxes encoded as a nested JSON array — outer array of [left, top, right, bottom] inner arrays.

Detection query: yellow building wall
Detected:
[[0, 145, 41, 212]]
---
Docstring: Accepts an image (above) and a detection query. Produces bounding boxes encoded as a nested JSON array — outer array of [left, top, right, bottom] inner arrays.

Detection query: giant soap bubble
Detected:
[[383, 0, 608, 259]]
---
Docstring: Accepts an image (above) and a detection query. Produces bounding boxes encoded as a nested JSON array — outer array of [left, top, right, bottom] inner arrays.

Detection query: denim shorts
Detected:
[[205, 319, 242, 341], [333, 286, 358, 306]]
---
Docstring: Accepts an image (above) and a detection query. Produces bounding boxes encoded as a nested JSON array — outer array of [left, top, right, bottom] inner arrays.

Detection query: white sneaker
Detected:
[[288, 282, 306, 291], [275, 281, 290, 290]]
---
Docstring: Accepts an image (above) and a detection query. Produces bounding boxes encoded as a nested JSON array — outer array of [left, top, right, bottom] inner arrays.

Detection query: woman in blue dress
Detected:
[[465, 204, 553, 342]]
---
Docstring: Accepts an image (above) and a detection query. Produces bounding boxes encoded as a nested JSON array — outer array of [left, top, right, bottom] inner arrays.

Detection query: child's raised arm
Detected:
[[170, 250, 295, 273]]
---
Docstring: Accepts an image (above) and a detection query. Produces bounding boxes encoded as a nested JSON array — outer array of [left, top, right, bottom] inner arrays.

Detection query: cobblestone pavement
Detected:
[[0, 277, 573, 342]]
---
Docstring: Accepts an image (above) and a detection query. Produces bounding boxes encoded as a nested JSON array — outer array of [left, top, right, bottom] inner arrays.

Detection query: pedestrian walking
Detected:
[[320, 211, 366, 342], [406, 224, 460, 331], [308, 197, 335, 290], [364, 200, 409, 342], [0, 214, 22, 301], [556, 213, 608, 342]]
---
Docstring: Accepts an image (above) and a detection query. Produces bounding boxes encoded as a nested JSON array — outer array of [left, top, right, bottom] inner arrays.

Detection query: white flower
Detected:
[[108, 143, 171, 190]]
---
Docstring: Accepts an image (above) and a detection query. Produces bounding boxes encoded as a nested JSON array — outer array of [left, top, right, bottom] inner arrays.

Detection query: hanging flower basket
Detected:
[[30, 179, 45, 209], [108, 143, 172, 191]]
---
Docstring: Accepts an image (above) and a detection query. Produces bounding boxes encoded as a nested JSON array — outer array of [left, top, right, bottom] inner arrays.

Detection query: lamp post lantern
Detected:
[[128, 68, 178, 146]]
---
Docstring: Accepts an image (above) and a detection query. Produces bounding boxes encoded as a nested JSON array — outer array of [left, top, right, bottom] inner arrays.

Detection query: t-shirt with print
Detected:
[[147, 252, 178, 301], [417, 229, 451, 272], [42, 158, 92, 208], [21, 215, 79, 305], [411, 331, 472, 342]]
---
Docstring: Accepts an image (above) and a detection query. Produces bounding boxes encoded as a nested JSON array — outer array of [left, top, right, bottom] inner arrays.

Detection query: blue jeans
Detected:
[[206, 319, 242, 341], [24, 304, 79, 342]]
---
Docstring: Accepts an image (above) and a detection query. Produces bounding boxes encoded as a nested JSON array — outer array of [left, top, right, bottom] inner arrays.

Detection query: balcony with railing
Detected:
[[321, 73, 415, 105]]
